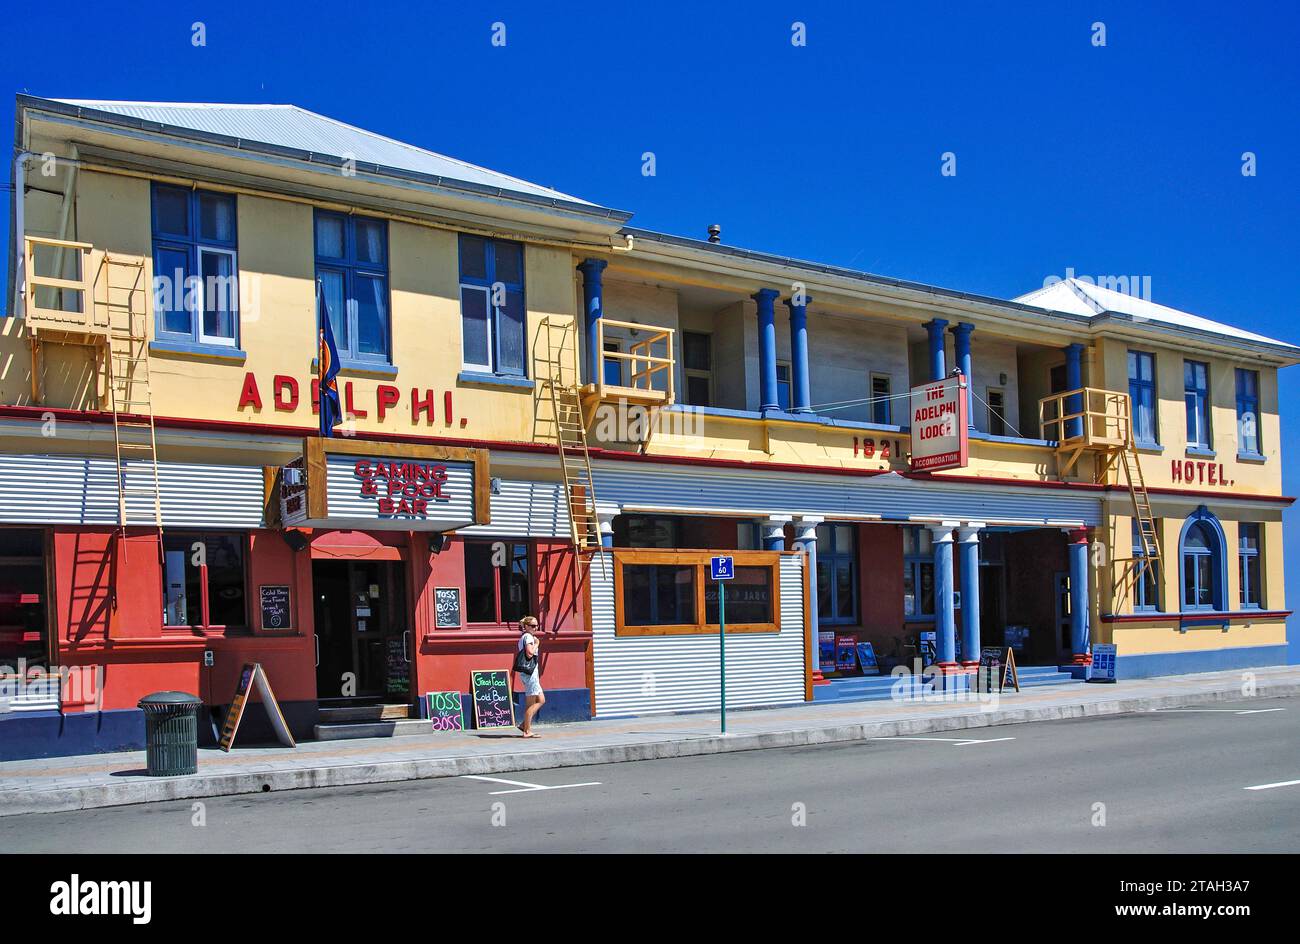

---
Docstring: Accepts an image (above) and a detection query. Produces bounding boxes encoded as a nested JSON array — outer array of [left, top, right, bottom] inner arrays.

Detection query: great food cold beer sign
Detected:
[[909, 375, 969, 472]]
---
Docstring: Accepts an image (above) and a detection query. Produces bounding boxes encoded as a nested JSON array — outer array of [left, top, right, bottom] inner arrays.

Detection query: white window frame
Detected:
[[459, 283, 493, 373], [196, 245, 239, 348]]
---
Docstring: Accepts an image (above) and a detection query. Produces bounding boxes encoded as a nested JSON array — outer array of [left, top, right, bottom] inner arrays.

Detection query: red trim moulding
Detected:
[[1, 404, 1292, 505], [1100, 610, 1292, 623]]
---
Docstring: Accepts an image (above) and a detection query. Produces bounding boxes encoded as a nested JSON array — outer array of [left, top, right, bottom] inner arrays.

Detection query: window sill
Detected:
[[311, 357, 397, 379], [1133, 441, 1163, 454], [1237, 451, 1267, 463], [150, 340, 247, 364], [457, 370, 534, 391], [1185, 446, 1216, 459]]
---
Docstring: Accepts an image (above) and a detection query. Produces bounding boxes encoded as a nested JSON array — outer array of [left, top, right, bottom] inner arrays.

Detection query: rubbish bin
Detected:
[[138, 691, 202, 776]]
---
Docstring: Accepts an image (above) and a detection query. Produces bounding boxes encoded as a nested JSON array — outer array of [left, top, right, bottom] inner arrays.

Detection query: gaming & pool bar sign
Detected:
[[909, 375, 969, 472]]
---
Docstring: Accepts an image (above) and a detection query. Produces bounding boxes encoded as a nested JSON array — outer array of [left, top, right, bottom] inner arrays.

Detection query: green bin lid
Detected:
[[138, 691, 202, 708]]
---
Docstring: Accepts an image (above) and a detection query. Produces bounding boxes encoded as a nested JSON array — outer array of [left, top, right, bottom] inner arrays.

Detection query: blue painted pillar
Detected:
[[1064, 342, 1085, 440], [930, 524, 957, 667], [784, 294, 812, 413], [924, 318, 949, 381], [753, 289, 780, 412], [577, 258, 607, 386], [1068, 528, 1091, 664], [950, 322, 974, 430], [793, 517, 822, 679], [761, 516, 790, 551], [597, 510, 617, 549], [957, 525, 982, 665]]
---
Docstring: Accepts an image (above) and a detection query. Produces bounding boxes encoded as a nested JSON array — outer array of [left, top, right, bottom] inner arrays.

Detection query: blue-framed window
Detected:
[[1128, 350, 1158, 446], [816, 524, 858, 625], [903, 526, 935, 620], [776, 362, 792, 411], [1179, 509, 1226, 611], [1239, 523, 1261, 609], [1131, 519, 1159, 611], [1184, 360, 1210, 449], [1235, 368, 1261, 456], [871, 374, 892, 425], [314, 210, 390, 364], [151, 184, 239, 348], [458, 234, 526, 376]]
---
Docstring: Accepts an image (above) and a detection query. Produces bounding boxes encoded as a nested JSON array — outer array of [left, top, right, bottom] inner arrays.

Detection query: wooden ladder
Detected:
[[98, 254, 163, 547], [535, 319, 602, 576], [1110, 432, 1161, 610]]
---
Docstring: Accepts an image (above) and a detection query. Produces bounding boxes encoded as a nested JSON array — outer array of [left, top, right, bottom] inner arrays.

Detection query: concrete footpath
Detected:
[[3, 665, 1297, 817]]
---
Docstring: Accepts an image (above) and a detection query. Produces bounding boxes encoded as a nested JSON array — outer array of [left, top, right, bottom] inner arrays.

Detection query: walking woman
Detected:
[[513, 615, 545, 737]]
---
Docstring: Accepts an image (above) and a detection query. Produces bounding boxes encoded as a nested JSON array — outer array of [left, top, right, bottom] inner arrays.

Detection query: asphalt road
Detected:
[[4, 697, 1297, 853]]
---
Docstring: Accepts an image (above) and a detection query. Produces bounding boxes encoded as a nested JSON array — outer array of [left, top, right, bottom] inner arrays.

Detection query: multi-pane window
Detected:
[[459, 234, 526, 376], [816, 524, 857, 625], [315, 211, 390, 363], [776, 362, 792, 411], [1181, 521, 1218, 611], [603, 341, 623, 386], [903, 527, 935, 619], [1128, 351, 1158, 445], [1184, 360, 1211, 449], [1239, 524, 1261, 609], [683, 332, 712, 406], [151, 184, 238, 347], [622, 563, 697, 627], [1132, 519, 1159, 611], [1236, 368, 1261, 456], [986, 388, 1006, 437], [162, 533, 247, 628], [464, 541, 532, 624], [871, 374, 892, 425]]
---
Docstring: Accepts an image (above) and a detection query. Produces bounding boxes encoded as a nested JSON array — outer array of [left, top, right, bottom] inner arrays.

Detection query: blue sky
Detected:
[[4, 1, 1298, 658]]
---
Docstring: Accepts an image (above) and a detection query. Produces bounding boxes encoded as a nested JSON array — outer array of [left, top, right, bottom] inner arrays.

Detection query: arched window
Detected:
[[1179, 508, 1227, 611]]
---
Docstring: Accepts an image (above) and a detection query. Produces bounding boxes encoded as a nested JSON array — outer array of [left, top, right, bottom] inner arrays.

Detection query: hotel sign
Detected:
[[278, 438, 490, 532], [909, 376, 968, 472]]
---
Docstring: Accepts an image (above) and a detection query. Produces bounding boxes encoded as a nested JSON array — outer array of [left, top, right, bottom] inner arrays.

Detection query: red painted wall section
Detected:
[[52, 527, 317, 712], [412, 537, 590, 700]]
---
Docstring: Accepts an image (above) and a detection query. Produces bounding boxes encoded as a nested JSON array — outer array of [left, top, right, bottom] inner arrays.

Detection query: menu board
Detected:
[[434, 587, 462, 629], [470, 669, 515, 729], [385, 636, 409, 695], [259, 585, 291, 631], [977, 646, 1020, 693], [426, 691, 465, 731]]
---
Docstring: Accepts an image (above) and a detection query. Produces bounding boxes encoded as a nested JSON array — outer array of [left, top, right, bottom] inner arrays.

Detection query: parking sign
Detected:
[[710, 556, 734, 580]]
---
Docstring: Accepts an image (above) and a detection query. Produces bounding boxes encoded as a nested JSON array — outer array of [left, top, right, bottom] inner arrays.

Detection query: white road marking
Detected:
[[1244, 779, 1300, 792], [1156, 708, 1285, 716], [461, 774, 602, 795], [871, 736, 1015, 746]]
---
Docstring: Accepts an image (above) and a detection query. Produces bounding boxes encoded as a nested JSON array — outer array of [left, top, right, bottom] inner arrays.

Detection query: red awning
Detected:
[[309, 530, 405, 561]]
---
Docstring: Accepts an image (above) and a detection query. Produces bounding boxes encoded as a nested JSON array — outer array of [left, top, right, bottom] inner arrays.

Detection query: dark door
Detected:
[[313, 559, 410, 701]]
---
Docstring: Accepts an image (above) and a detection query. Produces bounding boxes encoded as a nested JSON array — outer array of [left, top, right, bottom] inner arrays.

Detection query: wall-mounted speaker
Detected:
[[281, 529, 310, 552], [429, 533, 450, 553]]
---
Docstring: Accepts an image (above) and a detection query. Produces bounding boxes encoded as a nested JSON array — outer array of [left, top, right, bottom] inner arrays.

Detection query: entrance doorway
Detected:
[[312, 559, 410, 702], [1054, 571, 1073, 664]]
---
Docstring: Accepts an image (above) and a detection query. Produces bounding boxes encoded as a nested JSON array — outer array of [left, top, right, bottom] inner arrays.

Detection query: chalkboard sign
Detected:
[[259, 585, 292, 631], [425, 691, 465, 731], [470, 669, 515, 730], [977, 646, 1020, 693], [218, 662, 296, 751], [434, 587, 462, 629], [385, 636, 409, 696]]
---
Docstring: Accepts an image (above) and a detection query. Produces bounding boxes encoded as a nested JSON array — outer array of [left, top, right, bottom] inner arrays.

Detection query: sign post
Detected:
[[710, 555, 734, 734]]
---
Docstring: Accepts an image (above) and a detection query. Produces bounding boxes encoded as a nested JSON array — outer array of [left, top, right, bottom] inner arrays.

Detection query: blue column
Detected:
[[950, 322, 974, 430], [793, 517, 822, 678], [957, 526, 982, 665], [761, 516, 790, 551], [924, 319, 949, 381], [930, 524, 957, 667], [597, 510, 616, 549], [577, 259, 607, 386], [1068, 528, 1091, 664], [1064, 342, 1084, 439], [784, 294, 812, 413], [753, 289, 780, 412]]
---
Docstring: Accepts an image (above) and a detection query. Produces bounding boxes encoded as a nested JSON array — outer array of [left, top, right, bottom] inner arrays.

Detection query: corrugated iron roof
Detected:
[[52, 99, 598, 207]]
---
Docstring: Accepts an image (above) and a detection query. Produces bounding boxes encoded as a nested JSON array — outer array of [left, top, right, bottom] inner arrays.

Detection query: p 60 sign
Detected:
[[909, 375, 968, 472]]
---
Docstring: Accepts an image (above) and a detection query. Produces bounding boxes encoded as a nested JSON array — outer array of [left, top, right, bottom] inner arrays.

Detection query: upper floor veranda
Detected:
[[4, 96, 1297, 499]]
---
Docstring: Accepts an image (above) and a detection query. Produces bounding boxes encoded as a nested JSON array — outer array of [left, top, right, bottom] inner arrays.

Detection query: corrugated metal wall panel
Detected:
[[457, 479, 570, 538], [592, 463, 1101, 525], [591, 553, 806, 718]]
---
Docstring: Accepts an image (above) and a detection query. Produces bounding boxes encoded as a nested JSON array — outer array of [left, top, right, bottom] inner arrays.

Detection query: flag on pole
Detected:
[[317, 282, 342, 438]]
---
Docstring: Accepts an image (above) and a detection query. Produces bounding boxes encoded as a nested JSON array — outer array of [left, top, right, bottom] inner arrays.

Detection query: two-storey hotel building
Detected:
[[2, 96, 1294, 758]]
